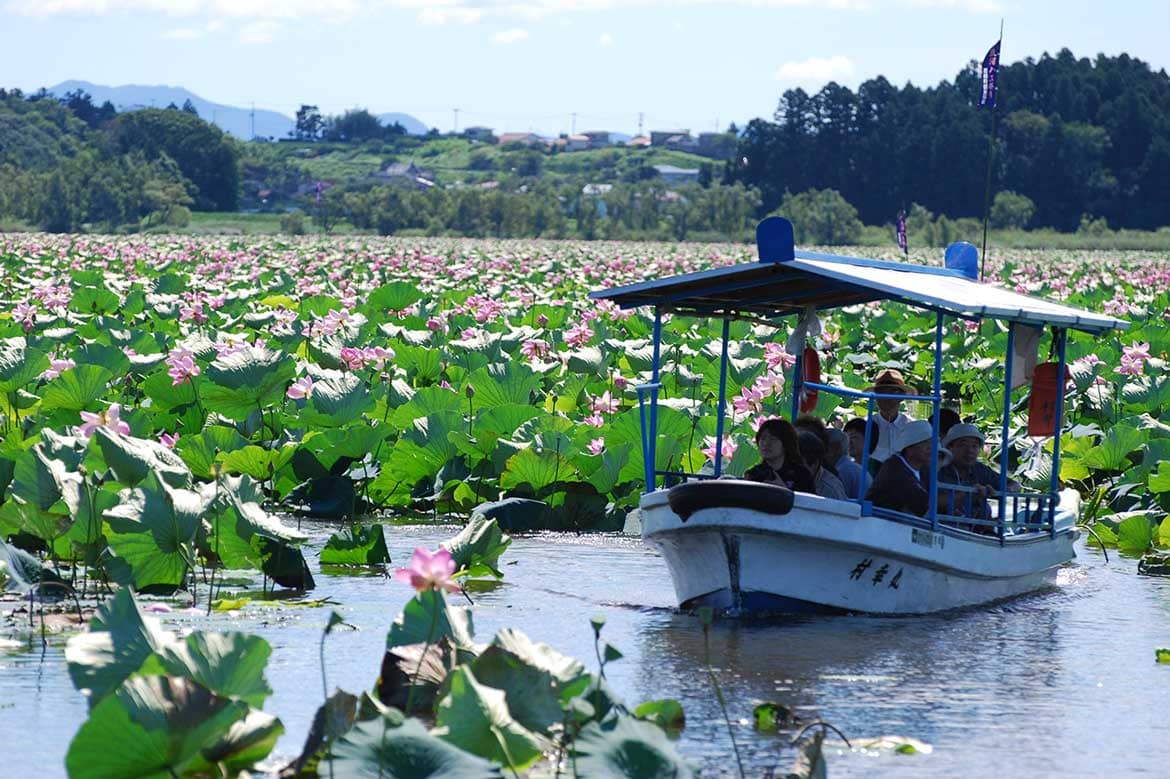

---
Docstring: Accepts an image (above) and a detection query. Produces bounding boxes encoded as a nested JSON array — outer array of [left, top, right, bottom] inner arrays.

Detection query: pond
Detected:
[[3, 525, 1169, 777]]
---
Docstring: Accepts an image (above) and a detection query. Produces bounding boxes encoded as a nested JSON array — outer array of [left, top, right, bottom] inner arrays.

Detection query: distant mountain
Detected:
[[47, 80, 429, 139], [378, 113, 430, 136]]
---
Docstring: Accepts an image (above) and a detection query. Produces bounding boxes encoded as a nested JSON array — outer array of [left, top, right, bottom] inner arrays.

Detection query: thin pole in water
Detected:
[[714, 317, 731, 477]]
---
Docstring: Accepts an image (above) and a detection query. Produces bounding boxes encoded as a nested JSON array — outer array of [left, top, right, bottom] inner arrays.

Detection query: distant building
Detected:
[[373, 161, 435, 189], [497, 132, 544, 147], [650, 130, 696, 151], [581, 183, 613, 196], [582, 130, 611, 148], [627, 135, 651, 148], [565, 134, 591, 152], [653, 164, 700, 185], [464, 126, 495, 142]]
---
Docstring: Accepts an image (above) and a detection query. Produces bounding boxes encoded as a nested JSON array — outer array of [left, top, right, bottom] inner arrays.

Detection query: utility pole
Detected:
[[638, 112, 644, 137], [453, 108, 459, 134], [250, 102, 255, 139], [571, 112, 577, 135]]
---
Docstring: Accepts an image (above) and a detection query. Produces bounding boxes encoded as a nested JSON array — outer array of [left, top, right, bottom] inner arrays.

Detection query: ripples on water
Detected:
[[3, 527, 1169, 777]]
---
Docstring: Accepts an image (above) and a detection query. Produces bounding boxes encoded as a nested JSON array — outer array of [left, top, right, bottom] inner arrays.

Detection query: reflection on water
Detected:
[[2, 527, 1169, 777]]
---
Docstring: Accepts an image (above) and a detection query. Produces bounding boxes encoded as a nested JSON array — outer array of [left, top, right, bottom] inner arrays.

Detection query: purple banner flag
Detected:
[[979, 40, 1001, 108], [896, 211, 908, 254]]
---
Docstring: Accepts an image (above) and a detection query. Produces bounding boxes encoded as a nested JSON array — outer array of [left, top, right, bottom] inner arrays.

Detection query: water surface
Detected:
[[3, 526, 1168, 777]]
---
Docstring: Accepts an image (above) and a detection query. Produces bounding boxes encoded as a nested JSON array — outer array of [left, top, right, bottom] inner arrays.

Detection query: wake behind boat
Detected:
[[591, 217, 1126, 616]]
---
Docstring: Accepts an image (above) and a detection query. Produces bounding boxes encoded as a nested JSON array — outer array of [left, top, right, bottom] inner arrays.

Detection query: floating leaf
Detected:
[[331, 715, 502, 779], [320, 524, 391, 566], [572, 715, 697, 778]]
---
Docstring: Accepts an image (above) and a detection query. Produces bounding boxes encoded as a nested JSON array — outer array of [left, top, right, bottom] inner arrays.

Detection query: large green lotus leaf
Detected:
[[389, 410, 465, 483], [1116, 512, 1155, 554], [207, 490, 306, 571], [1122, 375, 1170, 414], [364, 281, 424, 316], [0, 337, 48, 392], [39, 364, 113, 412], [469, 628, 587, 735], [140, 370, 199, 413], [606, 338, 657, 373], [500, 447, 577, 495], [574, 442, 633, 496], [299, 294, 344, 318], [434, 666, 545, 770], [184, 707, 284, 776], [474, 404, 545, 441], [88, 427, 192, 489], [390, 385, 464, 427], [298, 373, 373, 428], [177, 425, 251, 479], [572, 715, 698, 778], [387, 589, 476, 651], [71, 286, 121, 315], [219, 444, 297, 481], [149, 631, 274, 708], [64, 675, 257, 779], [1083, 425, 1145, 472], [331, 716, 502, 779], [394, 342, 443, 383], [316, 422, 391, 461], [1, 444, 73, 542], [59, 476, 120, 555], [202, 345, 295, 414], [441, 514, 511, 577], [320, 523, 391, 566], [72, 341, 132, 377], [605, 406, 693, 485], [567, 345, 608, 376], [280, 689, 360, 778], [1149, 461, 1170, 494], [65, 588, 176, 705], [465, 364, 543, 409], [103, 471, 205, 592]]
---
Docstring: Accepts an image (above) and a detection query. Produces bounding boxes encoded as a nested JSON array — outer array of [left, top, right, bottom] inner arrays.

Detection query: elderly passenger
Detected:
[[865, 420, 934, 516], [938, 423, 1021, 523], [826, 428, 868, 499], [865, 369, 916, 466], [798, 431, 849, 500]]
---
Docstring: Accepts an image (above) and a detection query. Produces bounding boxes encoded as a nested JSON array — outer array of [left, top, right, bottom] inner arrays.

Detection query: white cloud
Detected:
[[597, 31, 613, 47], [238, 19, 279, 43], [162, 26, 203, 39], [775, 55, 856, 83], [491, 27, 529, 44]]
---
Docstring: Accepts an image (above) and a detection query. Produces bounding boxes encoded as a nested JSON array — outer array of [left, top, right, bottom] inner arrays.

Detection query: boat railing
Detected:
[[936, 482, 1058, 537]]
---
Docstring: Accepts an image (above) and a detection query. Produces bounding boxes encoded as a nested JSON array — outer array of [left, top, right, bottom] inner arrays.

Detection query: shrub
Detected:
[[280, 209, 307, 235]]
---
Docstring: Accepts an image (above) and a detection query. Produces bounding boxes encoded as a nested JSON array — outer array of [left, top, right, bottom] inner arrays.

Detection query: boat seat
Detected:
[[668, 479, 795, 521]]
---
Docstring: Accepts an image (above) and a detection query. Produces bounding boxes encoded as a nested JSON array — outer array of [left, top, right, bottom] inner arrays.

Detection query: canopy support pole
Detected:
[[928, 311, 944, 529], [790, 347, 804, 421], [640, 308, 663, 493], [997, 324, 1016, 533], [714, 318, 731, 477], [1048, 327, 1068, 535]]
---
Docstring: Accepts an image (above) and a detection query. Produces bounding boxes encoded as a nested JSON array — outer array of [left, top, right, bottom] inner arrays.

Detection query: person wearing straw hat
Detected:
[[938, 423, 1020, 523], [865, 368, 917, 466], [864, 419, 935, 516]]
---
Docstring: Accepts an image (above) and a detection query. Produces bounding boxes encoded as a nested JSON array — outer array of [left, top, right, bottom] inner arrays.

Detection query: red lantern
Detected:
[[1027, 362, 1070, 437]]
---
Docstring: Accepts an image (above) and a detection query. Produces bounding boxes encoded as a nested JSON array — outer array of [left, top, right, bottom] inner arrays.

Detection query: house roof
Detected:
[[589, 221, 1127, 335], [653, 164, 699, 175]]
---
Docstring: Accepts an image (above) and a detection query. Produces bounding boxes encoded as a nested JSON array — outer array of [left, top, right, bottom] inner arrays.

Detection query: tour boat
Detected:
[[590, 217, 1126, 615]]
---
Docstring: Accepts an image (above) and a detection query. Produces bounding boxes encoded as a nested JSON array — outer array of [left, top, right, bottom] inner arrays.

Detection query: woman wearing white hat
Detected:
[[864, 419, 935, 516], [938, 423, 1020, 524]]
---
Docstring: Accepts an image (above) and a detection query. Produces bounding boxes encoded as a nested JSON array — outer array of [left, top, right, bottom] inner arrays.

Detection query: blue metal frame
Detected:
[[1048, 328, 1068, 536], [790, 347, 803, 421], [714, 318, 731, 478], [928, 311, 944, 529], [997, 325, 1016, 530]]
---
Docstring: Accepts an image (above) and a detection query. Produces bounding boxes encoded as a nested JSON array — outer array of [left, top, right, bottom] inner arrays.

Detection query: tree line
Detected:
[[729, 49, 1170, 231]]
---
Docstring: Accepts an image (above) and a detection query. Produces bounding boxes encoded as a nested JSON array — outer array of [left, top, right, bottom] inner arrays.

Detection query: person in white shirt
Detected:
[[865, 369, 916, 466]]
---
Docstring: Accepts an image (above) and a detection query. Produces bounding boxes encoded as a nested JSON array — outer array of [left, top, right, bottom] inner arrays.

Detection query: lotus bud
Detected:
[[465, 383, 475, 399]]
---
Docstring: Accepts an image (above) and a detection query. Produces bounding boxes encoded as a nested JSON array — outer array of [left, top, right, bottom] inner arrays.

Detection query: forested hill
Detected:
[[731, 49, 1170, 231]]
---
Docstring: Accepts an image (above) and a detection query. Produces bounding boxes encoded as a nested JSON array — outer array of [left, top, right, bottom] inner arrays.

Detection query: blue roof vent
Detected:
[[756, 216, 795, 263], [944, 242, 979, 280]]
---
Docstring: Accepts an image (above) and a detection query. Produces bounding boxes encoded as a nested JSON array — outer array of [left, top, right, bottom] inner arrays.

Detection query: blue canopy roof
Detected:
[[590, 235, 1127, 335]]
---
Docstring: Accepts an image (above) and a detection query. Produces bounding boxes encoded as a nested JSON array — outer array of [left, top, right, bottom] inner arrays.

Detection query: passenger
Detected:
[[938, 423, 1021, 525], [843, 417, 879, 464], [939, 407, 961, 439], [865, 369, 916, 466], [826, 428, 869, 500], [864, 419, 934, 516], [744, 418, 817, 494], [798, 431, 849, 500]]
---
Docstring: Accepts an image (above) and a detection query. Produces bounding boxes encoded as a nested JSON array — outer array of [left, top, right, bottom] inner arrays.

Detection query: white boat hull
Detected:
[[641, 489, 1078, 615]]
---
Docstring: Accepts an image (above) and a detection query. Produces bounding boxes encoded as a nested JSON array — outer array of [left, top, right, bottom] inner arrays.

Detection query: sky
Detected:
[[2, 0, 1168, 138]]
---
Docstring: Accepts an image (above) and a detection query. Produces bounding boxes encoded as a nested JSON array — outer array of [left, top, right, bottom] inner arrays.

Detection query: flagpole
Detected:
[[978, 20, 1004, 282]]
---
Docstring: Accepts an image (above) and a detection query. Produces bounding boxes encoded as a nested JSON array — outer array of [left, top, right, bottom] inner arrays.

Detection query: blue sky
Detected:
[[2, 1, 1167, 137]]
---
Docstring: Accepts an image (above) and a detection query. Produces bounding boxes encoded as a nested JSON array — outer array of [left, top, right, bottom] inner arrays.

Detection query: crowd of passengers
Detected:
[[743, 369, 1020, 535]]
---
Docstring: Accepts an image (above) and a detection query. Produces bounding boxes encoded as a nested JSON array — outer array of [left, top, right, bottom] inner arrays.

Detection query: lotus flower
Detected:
[[41, 357, 76, 381], [394, 547, 461, 594], [588, 437, 605, 455], [287, 376, 315, 399], [79, 403, 131, 438]]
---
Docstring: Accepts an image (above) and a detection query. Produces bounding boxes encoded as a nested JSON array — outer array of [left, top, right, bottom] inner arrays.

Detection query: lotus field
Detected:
[[2, 233, 1170, 776]]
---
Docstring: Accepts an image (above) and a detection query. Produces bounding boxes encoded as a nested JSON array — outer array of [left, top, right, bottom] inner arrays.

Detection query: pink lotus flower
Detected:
[[287, 376, 315, 399], [732, 385, 764, 415], [159, 432, 179, 448], [702, 435, 738, 463], [753, 372, 785, 398], [179, 303, 207, 324], [564, 321, 594, 348], [590, 390, 620, 415], [583, 412, 605, 428], [79, 403, 131, 438], [763, 343, 796, 371], [536, 313, 549, 327], [41, 357, 76, 381], [520, 338, 550, 360], [588, 437, 605, 455], [165, 348, 200, 386], [394, 547, 461, 593]]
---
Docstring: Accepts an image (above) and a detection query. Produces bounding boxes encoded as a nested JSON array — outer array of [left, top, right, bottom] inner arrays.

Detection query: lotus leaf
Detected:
[[331, 716, 502, 779], [434, 665, 546, 770], [572, 715, 697, 778]]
